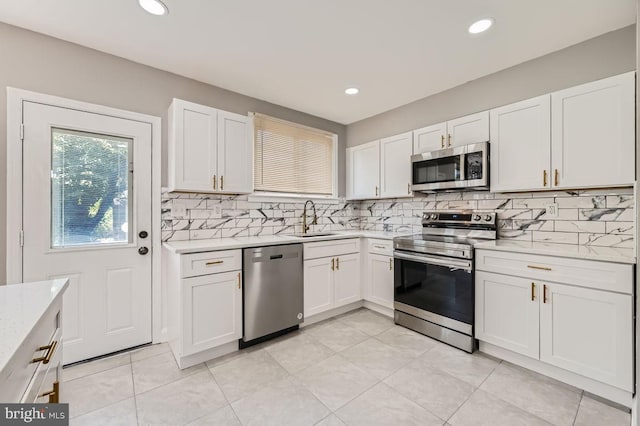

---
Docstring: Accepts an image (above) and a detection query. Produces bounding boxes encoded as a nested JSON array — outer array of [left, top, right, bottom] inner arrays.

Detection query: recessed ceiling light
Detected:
[[345, 88, 359, 95], [468, 18, 494, 34], [139, 0, 168, 16]]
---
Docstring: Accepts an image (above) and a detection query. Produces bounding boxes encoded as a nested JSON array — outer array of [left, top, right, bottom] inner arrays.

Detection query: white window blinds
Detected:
[[253, 113, 336, 196]]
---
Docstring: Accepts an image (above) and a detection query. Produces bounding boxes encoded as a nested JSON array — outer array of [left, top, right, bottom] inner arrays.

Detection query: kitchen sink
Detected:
[[294, 233, 335, 238]]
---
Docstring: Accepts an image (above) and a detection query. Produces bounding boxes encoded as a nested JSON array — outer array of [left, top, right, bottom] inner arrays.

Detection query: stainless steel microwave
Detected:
[[411, 142, 489, 192]]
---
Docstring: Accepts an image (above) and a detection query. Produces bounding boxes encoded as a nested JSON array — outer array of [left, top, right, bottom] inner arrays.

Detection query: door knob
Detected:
[[138, 247, 149, 255], [139, 230, 148, 239]]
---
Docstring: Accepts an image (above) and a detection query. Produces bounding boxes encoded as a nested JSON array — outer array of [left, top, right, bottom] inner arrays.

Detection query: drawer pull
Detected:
[[336, 257, 340, 270], [39, 381, 59, 403], [32, 340, 58, 364], [331, 258, 335, 271], [205, 260, 224, 266], [527, 265, 551, 271], [373, 245, 386, 249]]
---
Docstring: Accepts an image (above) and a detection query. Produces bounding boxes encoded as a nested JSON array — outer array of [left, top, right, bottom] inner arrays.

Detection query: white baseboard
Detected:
[[363, 301, 393, 318], [301, 301, 364, 327], [171, 340, 239, 369]]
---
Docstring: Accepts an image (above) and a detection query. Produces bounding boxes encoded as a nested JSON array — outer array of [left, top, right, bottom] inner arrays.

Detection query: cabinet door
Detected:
[[182, 271, 242, 356], [304, 257, 334, 317], [367, 254, 394, 308], [446, 111, 489, 147], [346, 141, 380, 200], [475, 271, 539, 359], [169, 99, 218, 192], [540, 282, 633, 391], [490, 95, 551, 192], [334, 253, 361, 308], [413, 122, 447, 153], [551, 72, 635, 189], [380, 132, 413, 198], [217, 111, 252, 193]]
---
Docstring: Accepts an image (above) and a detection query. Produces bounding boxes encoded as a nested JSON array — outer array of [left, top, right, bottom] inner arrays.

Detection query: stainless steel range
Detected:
[[393, 210, 497, 353]]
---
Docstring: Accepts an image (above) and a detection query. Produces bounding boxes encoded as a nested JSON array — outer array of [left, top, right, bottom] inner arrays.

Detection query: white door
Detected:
[[346, 141, 380, 199], [446, 111, 489, 147], [303, 258, 334, 317], [475, 271, 539, 359], [22, 101, 152, 364], [217, 111, 252, 194], [490, 95, 551, 192], [367, 254, 394, 308], [380, 132, 413, 198], [540, 282, 633, 391], [413, 122, 447, 153], [333, 254, 361, 308], [551, 72, 635, 189]]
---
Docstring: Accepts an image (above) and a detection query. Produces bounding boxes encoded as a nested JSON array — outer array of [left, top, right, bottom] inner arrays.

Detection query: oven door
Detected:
[[394, 251, 473, 334]]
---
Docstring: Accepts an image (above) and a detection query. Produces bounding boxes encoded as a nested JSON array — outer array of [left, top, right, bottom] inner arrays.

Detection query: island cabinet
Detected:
[[475, 249, 633, 405], [168, 98, 252, 194], [164, 248, 243, 368], [303, 238, 361, 318]]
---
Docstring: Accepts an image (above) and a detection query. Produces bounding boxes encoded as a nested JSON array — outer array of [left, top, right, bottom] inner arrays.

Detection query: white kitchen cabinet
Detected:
[[551, 72, 634, 189], [490, 95, 551, 192], [303, 257, 335, 317], [540, 281, 633, 392], [347, 140, 380, 199], [475, 271, 539, 359], [366, 253, 394, 309], [380, 132, 413, 198], [333, 253, 361, 307], [168, 99, 251, 194], [412, 111, 489, 154]]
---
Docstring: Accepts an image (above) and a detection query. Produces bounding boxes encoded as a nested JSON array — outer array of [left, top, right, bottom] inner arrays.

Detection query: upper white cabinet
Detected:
[[168, 99, 252, 194], [347, 132, 412, 200], [413, 111, 489, 153], [490, 95, 551, 192], [551, 72, 635, 189]]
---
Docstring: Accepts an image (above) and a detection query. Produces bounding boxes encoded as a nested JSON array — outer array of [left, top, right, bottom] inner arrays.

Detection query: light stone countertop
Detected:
[[474, 240, 636, 264], [163, 230, 411, 254], [0, 279, 69, 374]]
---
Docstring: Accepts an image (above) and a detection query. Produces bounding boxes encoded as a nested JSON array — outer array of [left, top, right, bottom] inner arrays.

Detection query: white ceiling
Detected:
[[0, 0, 635, 124]]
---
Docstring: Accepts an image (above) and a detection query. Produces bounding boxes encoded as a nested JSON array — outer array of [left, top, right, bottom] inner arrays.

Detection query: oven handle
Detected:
[[394, 251, 472, 272]]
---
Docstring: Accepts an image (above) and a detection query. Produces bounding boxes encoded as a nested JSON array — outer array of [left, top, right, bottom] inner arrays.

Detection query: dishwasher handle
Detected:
[[250, 251, 300, 263], [270, 254, 283, 260]]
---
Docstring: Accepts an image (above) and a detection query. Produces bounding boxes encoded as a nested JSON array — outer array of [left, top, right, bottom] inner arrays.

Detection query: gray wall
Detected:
[[0, 22, 346, 284], [347, 25, 637, 146]]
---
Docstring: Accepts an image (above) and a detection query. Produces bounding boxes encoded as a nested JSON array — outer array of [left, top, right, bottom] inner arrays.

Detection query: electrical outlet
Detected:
[[545, 203, 559, 219], [172, 200, 187, 219], [212, 205, 222, 219]]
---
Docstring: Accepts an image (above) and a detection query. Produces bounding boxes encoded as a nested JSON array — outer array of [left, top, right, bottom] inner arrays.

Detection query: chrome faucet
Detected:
[[302, 200, 318, 234]]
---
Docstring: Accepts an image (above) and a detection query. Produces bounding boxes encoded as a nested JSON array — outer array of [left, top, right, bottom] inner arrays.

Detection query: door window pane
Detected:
[[51, 128, 133, 248]]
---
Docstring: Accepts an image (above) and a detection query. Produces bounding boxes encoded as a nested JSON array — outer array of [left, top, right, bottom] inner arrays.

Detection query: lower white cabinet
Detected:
[[303, 257, 334, 317], [475, 249, 633, 393], [366, 253, 394, 309], [333, 253, 361, 307]]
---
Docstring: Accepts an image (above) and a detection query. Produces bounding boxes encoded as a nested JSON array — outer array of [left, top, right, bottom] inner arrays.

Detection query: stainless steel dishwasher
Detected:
[[241, 244, 303, 347]]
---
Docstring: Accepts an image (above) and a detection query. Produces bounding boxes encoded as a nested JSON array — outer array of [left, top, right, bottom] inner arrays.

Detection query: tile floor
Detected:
[[64, 308, 631, 426]]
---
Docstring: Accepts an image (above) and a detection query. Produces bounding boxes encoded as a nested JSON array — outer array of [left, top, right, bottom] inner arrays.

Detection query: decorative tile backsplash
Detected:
[[162, 187, 635, 248]]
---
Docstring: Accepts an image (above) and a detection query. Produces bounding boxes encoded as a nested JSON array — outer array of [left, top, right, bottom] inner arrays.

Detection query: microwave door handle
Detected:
[[394, 251, 472, 271], [459, 153, 466, 182]]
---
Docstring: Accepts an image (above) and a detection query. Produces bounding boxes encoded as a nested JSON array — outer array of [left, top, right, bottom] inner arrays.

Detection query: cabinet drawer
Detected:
[[181, 249, 242, 278], [367, 239, 393, 256], [475, 249, 632, 294], [304, 238, 360, 260]]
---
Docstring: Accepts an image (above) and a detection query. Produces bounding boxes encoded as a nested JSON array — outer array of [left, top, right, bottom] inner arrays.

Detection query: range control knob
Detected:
[[430, 213, 437, 220], [484, 215, 493, 222], [473, 215, 481, 221]]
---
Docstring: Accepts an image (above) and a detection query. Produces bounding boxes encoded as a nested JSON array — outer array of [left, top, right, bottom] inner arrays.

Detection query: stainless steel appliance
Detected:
[[241, 244, 303, 347], [393, 210, 497, 352], [411, 142, 489, 192]]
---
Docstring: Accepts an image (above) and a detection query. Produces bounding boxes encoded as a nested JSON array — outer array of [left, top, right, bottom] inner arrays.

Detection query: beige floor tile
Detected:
[[384, 357, 475, 420], [64, 364, 134, 418], [130, 342, 170, 362], [205, 348, 251, 369], [264, 333, 335, 374], [136, 370, 227, 425], [295, 354, 378, 411], [421, 343, 499, 387], [232, 376, 330, 426], [574, 396, 630, 426], [335, 382, 444, 426], [335, 309, 394, 336], [448, 389, 551, 426], [209, 349, 289, 402], [132, 351, 205, 394], [375, 325, 439, 357], [340, 338, 414, 380], [480, 362, 581, 426], [304, 318, 370, 352], [64, 352, 131, 382], [315, 414, 346, 426], [69, 397, 137, 426], [185, 405, 241, 426]]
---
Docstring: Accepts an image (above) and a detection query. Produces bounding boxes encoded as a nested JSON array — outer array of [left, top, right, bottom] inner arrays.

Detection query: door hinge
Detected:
[[19, 123, 24, 140], [19, 230, 24, 247]]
